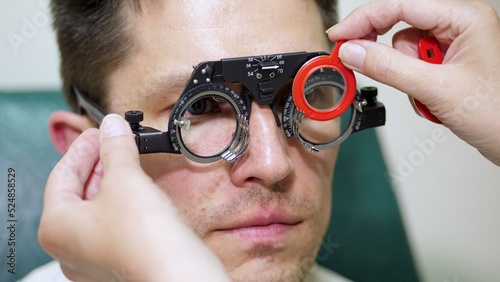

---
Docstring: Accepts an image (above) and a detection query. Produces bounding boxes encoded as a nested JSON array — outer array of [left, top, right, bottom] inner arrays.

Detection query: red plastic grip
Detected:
[[292, 40, 357, 121], [412, 36, 443, 124]]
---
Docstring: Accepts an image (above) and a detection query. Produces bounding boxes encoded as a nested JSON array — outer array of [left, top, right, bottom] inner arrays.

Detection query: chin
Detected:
[[227, 255, 318, 282]]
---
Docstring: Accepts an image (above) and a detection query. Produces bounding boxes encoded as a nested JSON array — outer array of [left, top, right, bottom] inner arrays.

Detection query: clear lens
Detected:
[[179, 94, 238, 157], [303, 68, 345, 112], [297, 106, 351, 145], [297, 68, 347, 144]]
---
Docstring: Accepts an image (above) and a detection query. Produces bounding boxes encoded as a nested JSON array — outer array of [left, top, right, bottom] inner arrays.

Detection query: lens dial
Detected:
[[283, 71, 358, 152], [169, 83, 249, 163]]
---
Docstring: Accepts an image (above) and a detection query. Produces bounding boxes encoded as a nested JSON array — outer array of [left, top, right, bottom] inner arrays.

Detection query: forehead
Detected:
[[108, 0, 331, 111], [149, 1, 326, 52]]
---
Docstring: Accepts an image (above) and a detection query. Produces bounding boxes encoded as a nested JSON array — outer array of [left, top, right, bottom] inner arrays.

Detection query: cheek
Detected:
[[292, 144, 337, 190], [290, 145, 337, 228], [138, 153, 226, 224]]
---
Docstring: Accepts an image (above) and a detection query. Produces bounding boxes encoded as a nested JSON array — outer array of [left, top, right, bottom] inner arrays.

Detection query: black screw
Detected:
[[125, 110, 144, 123]]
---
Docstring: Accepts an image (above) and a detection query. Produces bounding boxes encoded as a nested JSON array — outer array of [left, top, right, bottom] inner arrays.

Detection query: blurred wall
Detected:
[[0, 0, 59, 90], [1, 0, 500, 281]]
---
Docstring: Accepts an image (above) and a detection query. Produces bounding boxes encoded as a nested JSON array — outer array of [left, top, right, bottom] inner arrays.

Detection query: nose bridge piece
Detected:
[[242, 85, 282, 130], [270, 102, 282, 127]]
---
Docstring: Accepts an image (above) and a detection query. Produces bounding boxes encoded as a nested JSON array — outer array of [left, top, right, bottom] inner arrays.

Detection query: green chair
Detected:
[[323, 127, 419, 281], [0, 91, 419, 282], [0, 92, 67, 282]]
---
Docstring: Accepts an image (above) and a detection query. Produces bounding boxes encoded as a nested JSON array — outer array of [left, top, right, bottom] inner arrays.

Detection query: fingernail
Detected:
[[100, 114, 129, 138], [325, 23, 339, 34], [339, 42, 366, 69]]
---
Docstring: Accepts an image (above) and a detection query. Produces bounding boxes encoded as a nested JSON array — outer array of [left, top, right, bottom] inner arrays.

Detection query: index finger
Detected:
[[44, 128, 100, 206], [328, 0, 465, 42]]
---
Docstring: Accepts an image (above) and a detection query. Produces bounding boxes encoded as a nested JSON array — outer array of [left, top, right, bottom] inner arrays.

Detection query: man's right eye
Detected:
[[187, 99, 207, 115], [305, 86, 341, 111], [187, 98, 219, 115]]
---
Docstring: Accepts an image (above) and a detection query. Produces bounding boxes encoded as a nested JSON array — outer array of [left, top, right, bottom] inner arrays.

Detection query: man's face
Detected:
[[107, 0, 338, 281]]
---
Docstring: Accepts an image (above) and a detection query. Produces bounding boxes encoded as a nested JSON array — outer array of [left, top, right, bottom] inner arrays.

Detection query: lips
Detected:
[[214, 208, 302, 243]]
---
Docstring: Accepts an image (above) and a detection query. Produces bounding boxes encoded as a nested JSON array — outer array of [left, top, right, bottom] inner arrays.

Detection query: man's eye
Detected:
[[187, 98, 219, 115], [305, 88, 322, 106], [305, 87, 341, 110]]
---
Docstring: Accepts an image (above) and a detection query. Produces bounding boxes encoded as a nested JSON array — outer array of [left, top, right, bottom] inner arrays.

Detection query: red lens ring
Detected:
[[292, 40, 356, 121]]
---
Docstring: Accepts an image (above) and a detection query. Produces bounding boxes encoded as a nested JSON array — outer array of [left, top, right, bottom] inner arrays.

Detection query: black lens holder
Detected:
[[74, 50, 386, 164]]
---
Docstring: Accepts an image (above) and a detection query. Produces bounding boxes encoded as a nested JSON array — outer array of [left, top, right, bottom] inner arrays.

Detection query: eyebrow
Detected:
[[135, 70, 192, 110]]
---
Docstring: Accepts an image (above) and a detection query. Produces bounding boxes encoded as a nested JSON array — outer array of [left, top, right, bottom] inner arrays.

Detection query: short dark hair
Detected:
[[50, 0, 338, 112]]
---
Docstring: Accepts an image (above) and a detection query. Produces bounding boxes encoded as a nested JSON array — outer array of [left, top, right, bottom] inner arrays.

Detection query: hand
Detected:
[[38, 114, 230, 282], [327, 0, 500, 165]]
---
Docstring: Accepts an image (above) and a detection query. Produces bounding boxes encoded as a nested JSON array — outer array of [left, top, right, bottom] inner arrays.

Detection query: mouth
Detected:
[[213, 209, 303, 244]]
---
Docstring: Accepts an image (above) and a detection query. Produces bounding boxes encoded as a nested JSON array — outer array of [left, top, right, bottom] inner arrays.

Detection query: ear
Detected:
[[49, 110, 94, 155]]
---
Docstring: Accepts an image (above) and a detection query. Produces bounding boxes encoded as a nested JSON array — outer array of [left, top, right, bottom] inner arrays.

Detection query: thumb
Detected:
[[338, 39, 447, 103], [99, 114, 140, 173]]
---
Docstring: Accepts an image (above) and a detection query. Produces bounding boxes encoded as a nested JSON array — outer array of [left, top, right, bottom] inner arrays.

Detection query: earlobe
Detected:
[[48, 111, 94, 155]]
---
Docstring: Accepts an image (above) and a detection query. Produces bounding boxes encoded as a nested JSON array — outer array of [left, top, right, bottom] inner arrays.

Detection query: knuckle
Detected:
[[470, 0, 498, 23], [38, 207, 70, 260], [37, 215, 58, 255], [60, 265, 80, 281], [473, 0, 496, 14]]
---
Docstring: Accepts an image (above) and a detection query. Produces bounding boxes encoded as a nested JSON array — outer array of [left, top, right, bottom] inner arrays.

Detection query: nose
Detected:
[[230, 103, 294, 186]]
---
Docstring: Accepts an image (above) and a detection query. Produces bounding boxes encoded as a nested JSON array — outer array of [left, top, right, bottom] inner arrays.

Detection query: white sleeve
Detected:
[[305, 264, 353, 282], [18, 260, 71, 282]]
